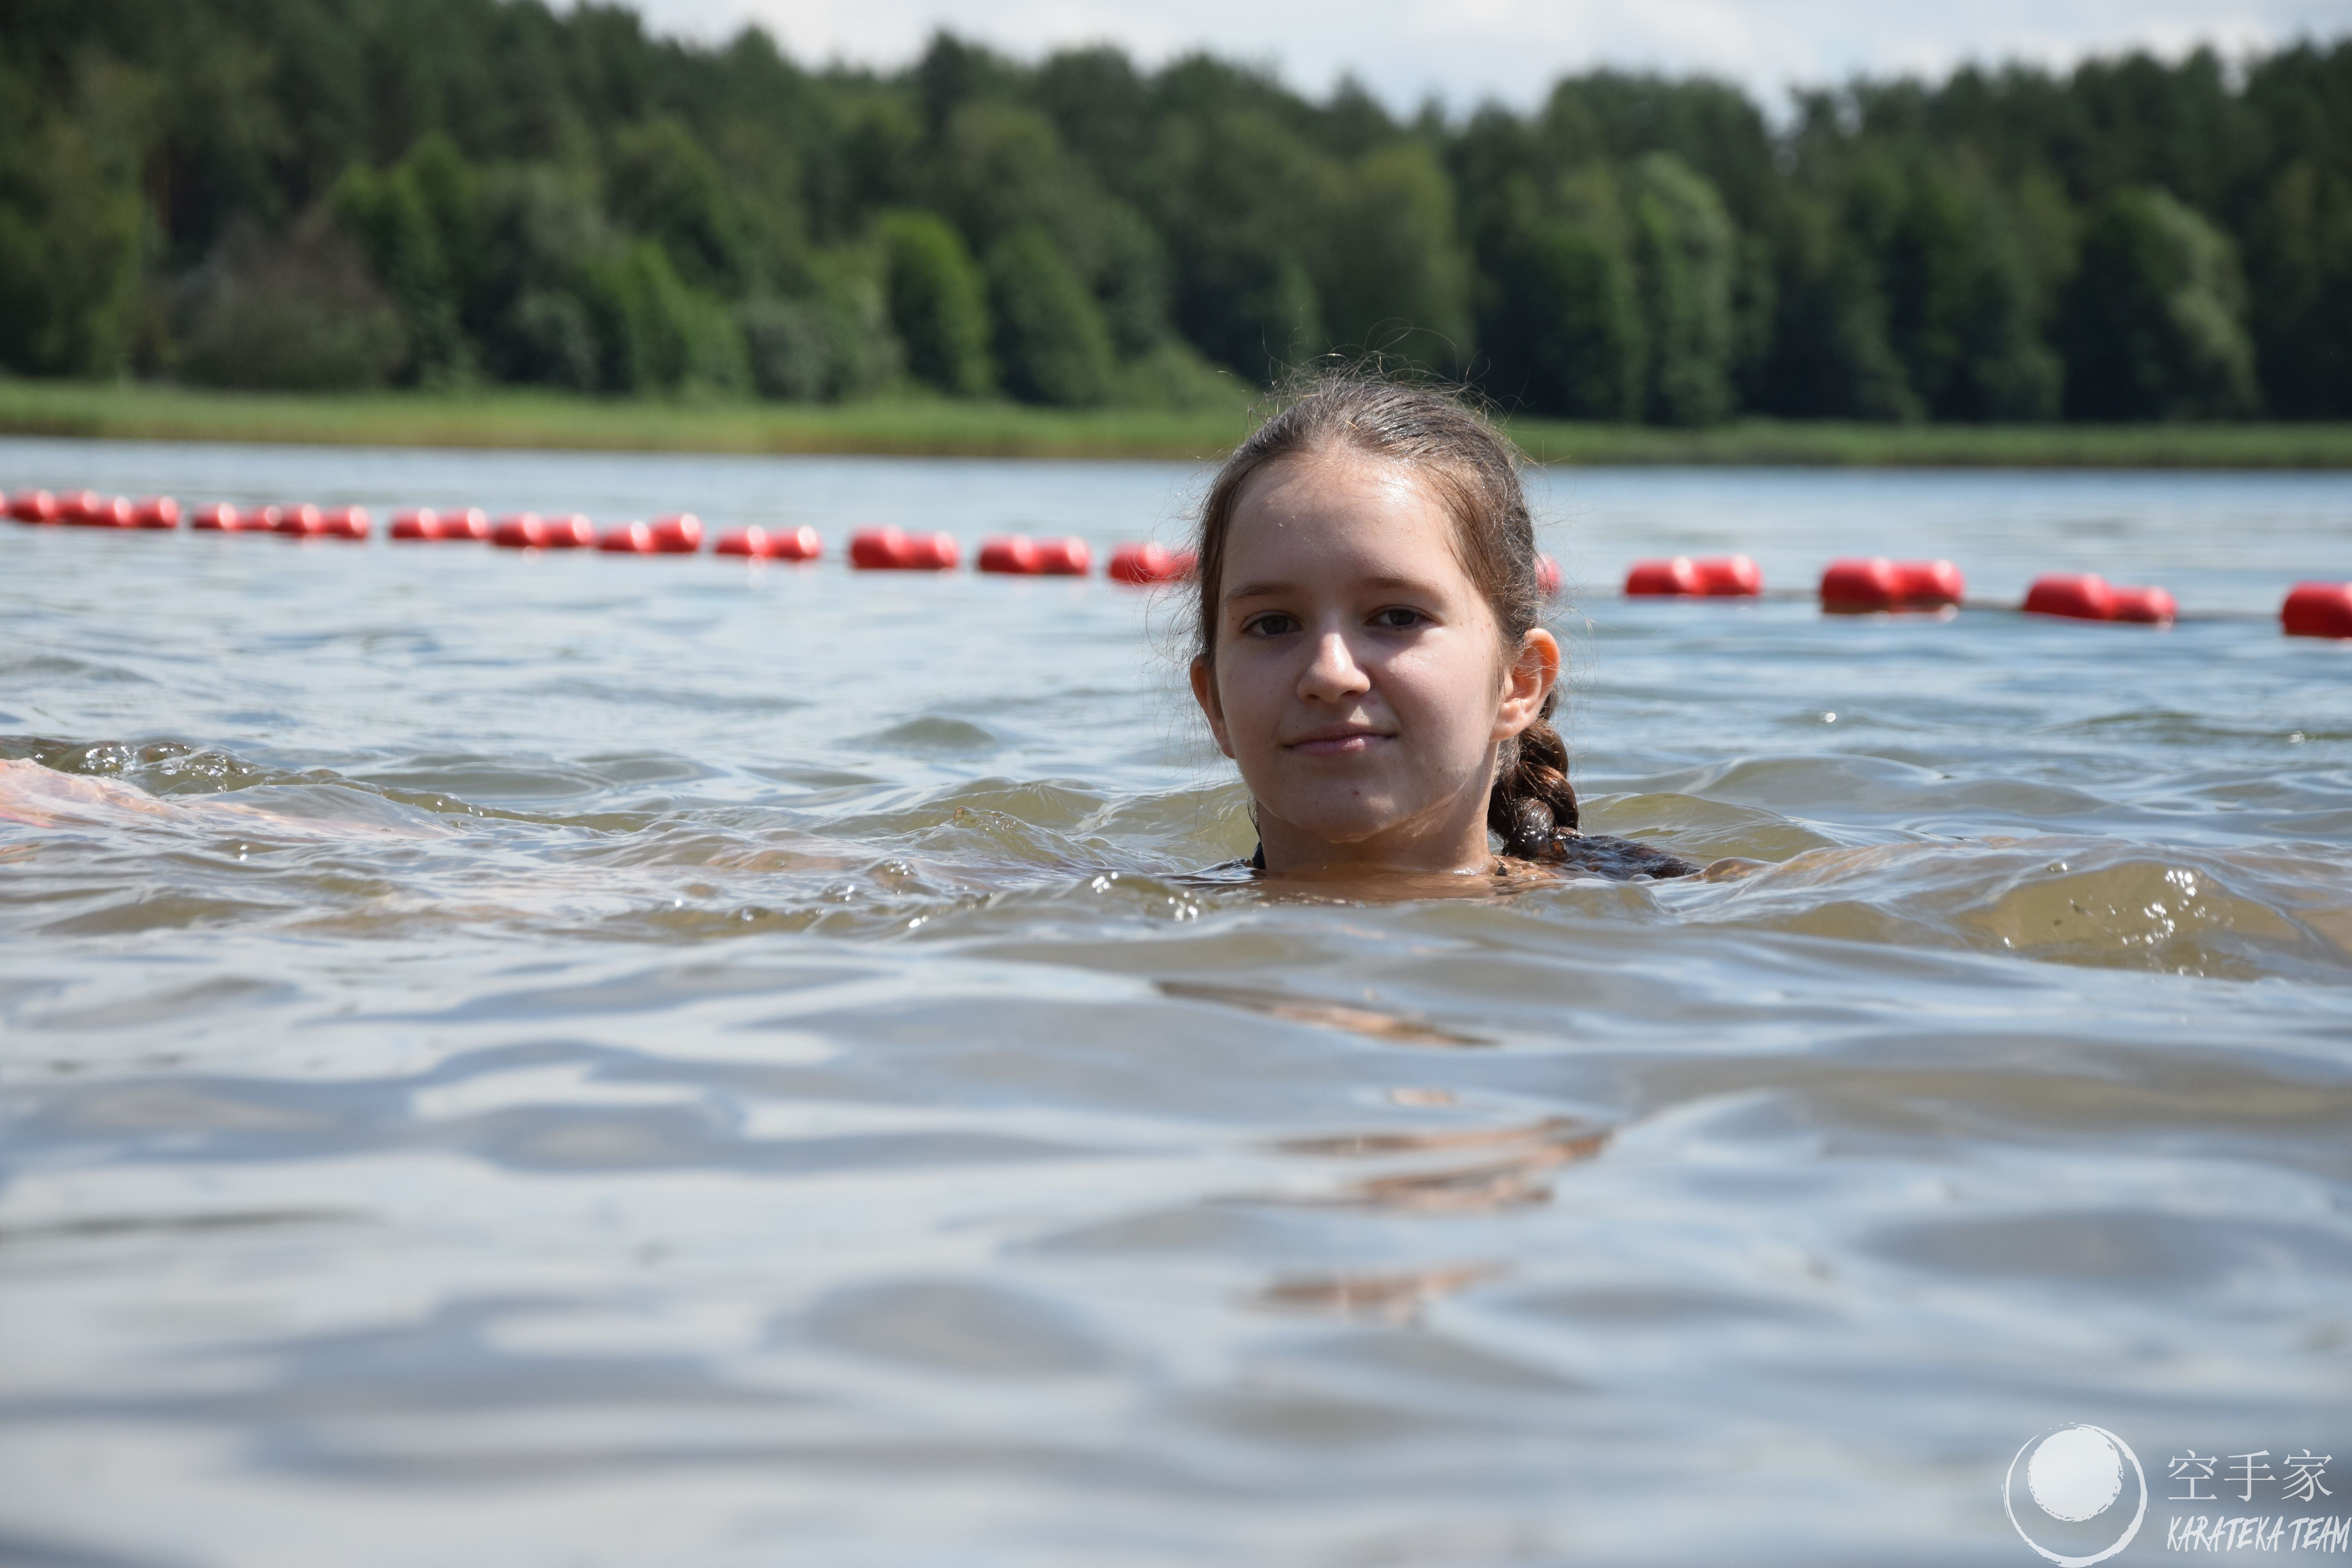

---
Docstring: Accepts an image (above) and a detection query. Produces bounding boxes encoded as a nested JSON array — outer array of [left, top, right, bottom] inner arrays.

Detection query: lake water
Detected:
[[2, 438, 2348, 1568]]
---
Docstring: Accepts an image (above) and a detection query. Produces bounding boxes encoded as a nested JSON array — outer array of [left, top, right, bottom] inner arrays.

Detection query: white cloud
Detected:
[[619, 0, 2352, 110]]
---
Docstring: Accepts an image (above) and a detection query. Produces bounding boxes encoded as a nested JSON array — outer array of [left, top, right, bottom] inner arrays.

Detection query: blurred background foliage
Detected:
[[1, 0, 2347, 422]]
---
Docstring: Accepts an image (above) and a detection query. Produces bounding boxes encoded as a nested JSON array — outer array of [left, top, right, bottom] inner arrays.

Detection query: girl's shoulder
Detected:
[[1187, 834, 1703, 888]]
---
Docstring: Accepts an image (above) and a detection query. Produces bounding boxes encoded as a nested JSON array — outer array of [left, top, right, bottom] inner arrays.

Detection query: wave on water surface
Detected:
[[5, 735, 2347, 984]]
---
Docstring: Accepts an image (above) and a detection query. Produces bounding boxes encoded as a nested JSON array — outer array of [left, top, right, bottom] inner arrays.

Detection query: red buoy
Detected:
[[648, 514, 702, 553], [2107, 585, 2176, 625], [1625, 557, 1702, 597], [850, 527, 957, 570], [1694, 555, 1762, 596], [1820, 557, 1900, 612], [131, 497, 181, 529], [598, 517, 697, 553], [236, 505, 282, 533], [56, 490, 103, 524], [1894, 559, 1964, 607], [849, 526, 913, 569], [279, 504, 365, 539], [491, 513, 545, 548], [2282, 582, 2352, 639], [714, 525, 820, 560], [492, 513, 592, 549], [8, 489, 58, 524], [978, 535, 1042, 574], [1034, 536, 1091, 575], [2022, 574, 2114, 621], [188, 503, 239, 531], [1535, 554, 1562, 598], [65, 493, 133, 527], [1825, 557, 1965, 612], [393, 507, 477, 540], [1107, 542, 1193, 585]]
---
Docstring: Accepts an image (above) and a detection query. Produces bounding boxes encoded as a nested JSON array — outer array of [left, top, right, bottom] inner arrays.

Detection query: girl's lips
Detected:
[[1286, 730, 1390, 756]]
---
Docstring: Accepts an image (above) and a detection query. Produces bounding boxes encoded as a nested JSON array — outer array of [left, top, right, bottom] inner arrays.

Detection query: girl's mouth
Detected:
[[1286, 728, 1391, 756]]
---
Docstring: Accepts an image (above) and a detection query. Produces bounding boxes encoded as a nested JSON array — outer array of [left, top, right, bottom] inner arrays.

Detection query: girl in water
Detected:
[[1188, 374, 1695, 886]]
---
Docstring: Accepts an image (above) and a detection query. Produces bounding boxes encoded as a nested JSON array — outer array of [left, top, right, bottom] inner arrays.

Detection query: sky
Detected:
[[618, 0, 2352, 111]]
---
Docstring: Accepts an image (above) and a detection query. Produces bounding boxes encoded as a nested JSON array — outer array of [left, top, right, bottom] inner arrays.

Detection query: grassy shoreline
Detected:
[[5, 379, 2352, 468]]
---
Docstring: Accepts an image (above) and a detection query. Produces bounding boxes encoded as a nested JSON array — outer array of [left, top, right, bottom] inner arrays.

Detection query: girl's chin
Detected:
[[1258, 801, 1417, 848]]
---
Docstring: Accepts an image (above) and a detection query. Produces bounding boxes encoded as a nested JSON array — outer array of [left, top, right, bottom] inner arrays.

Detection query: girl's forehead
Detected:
[[1229, 451, 1454, 550], [1245, 445, 1427, 502]]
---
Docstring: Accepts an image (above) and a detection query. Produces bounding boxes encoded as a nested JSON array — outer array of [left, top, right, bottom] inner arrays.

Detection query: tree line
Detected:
[[3, 0, 2348, 421]]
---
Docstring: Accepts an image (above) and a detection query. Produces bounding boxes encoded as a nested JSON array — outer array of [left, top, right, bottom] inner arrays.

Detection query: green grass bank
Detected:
[[6, 381, 2352, 468]]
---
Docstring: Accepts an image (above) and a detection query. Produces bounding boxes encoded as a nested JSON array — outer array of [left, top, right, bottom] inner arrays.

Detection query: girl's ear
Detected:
[[1494, 628, 1559, 741], [1190, 656, 1237, 759]]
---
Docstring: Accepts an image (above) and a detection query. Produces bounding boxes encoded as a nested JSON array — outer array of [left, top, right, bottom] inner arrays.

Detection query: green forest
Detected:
[[4, 0, 2349, 425]]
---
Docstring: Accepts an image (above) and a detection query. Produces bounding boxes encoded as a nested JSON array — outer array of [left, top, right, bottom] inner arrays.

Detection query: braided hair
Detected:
[[1190, 372, 1579, 862]]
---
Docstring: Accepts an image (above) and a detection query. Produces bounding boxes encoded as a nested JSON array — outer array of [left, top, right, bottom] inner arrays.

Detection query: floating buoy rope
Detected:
[[3, 486, 2341, 634]]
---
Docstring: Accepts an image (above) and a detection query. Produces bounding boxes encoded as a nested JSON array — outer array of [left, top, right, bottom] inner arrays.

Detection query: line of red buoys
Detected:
[[8, 485, 2345, 633]]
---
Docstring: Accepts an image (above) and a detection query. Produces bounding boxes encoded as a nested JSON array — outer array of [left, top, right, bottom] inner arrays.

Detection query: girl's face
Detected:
[[1190, 448, 1558, 875]]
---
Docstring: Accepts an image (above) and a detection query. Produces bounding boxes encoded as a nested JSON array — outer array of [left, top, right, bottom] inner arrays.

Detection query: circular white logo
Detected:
[[2005, 1425, 2147, 1565]]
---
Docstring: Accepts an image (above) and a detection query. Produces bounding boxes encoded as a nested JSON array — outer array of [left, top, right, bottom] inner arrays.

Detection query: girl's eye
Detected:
[[1371, 606, 1430, 630], [1242, 612, 1299, 637]]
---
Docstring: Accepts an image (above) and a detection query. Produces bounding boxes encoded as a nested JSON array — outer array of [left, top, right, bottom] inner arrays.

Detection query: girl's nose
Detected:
[[1298, 630, 1371, 702]]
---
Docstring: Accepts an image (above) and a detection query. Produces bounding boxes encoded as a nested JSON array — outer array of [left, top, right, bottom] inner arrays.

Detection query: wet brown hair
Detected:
[[1189, 372, 1578, 860]]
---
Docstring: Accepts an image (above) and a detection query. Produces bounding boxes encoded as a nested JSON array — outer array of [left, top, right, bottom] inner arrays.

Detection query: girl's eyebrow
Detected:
[[1224, 579, 1293, 604], [1226, 573, 1436, 605]]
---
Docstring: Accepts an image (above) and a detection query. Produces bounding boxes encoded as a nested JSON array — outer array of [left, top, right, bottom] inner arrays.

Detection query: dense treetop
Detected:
[[2, 0, 2347, 420]]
